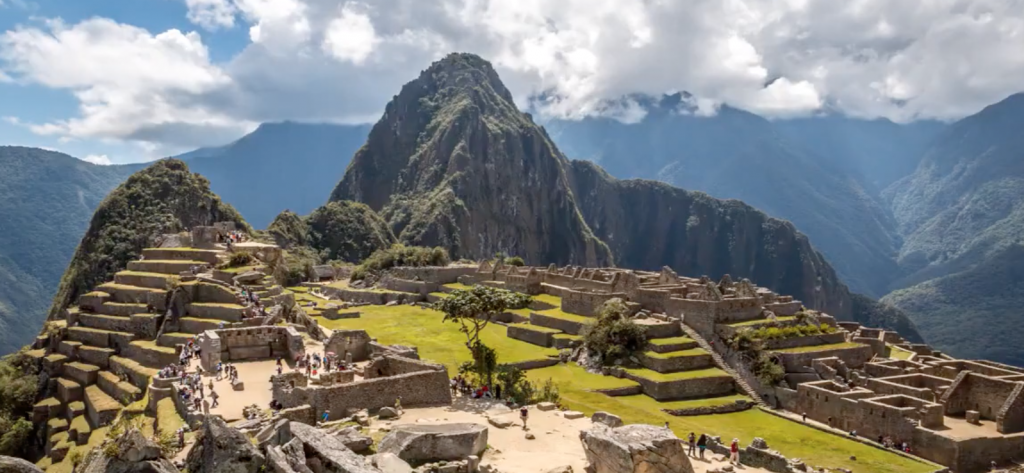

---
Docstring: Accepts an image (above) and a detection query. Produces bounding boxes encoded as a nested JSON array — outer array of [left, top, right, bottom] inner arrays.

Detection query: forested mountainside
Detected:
[[329, 53, 921, 339], [45, 159, 247, 321], [0, 147, 133, 354], [882, 93, 1024, 364], [545, 101, 907, 298]]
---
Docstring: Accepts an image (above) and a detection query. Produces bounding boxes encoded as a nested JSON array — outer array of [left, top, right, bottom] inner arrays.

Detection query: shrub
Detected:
[[580, 298, 647, 365], [731, 323, 837, 350], [222, 252, 254, 268], [504, 256, 525, 266], [752, 353, 786, 386], [351, 244, 450, 280]]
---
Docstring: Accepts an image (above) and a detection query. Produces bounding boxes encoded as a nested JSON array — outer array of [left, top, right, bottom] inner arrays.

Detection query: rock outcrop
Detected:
[[0, 456, 45, 473], [580, 424, 693, 473], [187, 416, 265, 473], [377, 423, 488, 465], [287, 422, 379, 473], [79, 430, 179, 473]]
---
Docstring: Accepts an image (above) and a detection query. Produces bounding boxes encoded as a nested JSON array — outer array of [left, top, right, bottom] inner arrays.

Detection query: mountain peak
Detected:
[[417, 52, 514, 102]]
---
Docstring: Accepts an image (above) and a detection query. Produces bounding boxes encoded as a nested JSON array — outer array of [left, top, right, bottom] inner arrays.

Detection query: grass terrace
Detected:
[[727, 315, 798, 327], [642, 347, 708, 359], [508, 323, 561, 334], [624, 366, 729, 381], [772, 341, 865, 354], [888, 345, 915, 360], [219, 265, 262, 274], [532, 307, 592, 323], [533, 293, 562, 307], [526, 364, 934, 473], [442, 282, 474, 291], [648, 336, 695, 346], [319, 304, 558, 372]]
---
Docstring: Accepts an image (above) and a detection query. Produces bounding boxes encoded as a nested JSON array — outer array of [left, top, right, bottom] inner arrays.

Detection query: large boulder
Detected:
[[377, 423, 488, 465], [371, 453, 413, 473], [336, 426, 373, 453], [0, 457, 45, 473], [288, 422, 379, 473], [79, 430, 180, 473], [591, 412, 623, 428], [580, 424, 693, 473], [234, 271, 266, 284], [187, 416, 266, 473]]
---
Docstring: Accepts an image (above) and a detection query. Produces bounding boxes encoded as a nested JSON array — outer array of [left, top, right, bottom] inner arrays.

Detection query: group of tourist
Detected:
[[179, 339, 201, 365], [238, 286, 270, 320], [176, 366, 220, 413], [450, 375, 502, 399], [683, 431, 712, 460], [215, 361, 239, 382], [877, 434, 912, 453]]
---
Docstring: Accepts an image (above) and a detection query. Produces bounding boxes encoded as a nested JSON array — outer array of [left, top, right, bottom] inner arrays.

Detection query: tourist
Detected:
[[730, 438, 739, 464], [687, 432, 696, 456], [322, 409, 330, 423], [697, 434, 707, 459], [520, 405, 529, 430], [395, 396, 403, 414], [210, 389, 219, 408], [495, 383, 502, 399], [802, 412, 807, 422]]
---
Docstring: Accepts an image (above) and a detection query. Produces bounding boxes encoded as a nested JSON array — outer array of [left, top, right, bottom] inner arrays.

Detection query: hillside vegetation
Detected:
[[45, 159, 247, 321]]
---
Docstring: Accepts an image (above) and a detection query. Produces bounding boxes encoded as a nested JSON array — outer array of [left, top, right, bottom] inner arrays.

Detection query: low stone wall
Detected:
[[664, 399, 754, 416], [321, 286, 424, 305], [762, 300, 802, 316], [641, 352, 713, 373], [390, 266, 478, 284], [507, 325, 553, 347], [637, 320, 681, 339], [561, 290, 628, 317], [594, 385, 643, 397], [529, 312, 587, 335], [186, 303, 243, 322], [199, 326, 304, 371], [618, 369, 735, 401], [324, 330, 372, 362], [506, 358, 559, 371], [775, 344, 874, 371], [122, 343, 178, 368], [379, 275, 438, 296], [762, 332, 847, 351]]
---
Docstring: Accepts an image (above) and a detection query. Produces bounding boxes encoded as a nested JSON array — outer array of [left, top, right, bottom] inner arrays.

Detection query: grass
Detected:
[[533, 293, 562, 307], [888, 345, 915, 360], [131, 340, 177, 355], [287, 286, 311, 293], [220, 265, 261, 274], [624, 366, 730, 381], [642, 347, 708, 359], [70, 416, 91, 435], [189, 302, 245, 308], [532, 307, 592, 323], [525, 364, 934, 473], [319, 305, 557, 373], [772, 341, 865, 353], [429, 292, 449, 299], [508, 323, 562, 334], [97, 282, 165, 293], [620, 393, 750, 411], [45, 426, 109, 473], [648, 336, 695, 346], [156, 398, 187, 435], [727, 315, 798, 327], [442, 282, 474, 291], [116, 270, 174, 279], [85, 385, 121, 411], [552, 333, 581, 340]]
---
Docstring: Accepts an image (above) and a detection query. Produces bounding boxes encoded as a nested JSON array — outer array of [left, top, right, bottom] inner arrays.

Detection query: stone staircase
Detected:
[[678, 322, 768, 407]]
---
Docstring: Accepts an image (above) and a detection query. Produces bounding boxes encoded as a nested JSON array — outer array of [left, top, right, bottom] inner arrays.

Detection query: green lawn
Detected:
[[643, 348, 708, 359], [319, 305, 557, 372], [727, 315, 798, 327], [888, 345, 915, 360], [533, 307, 593, 323], [509, 323, 561, 334], [526, 364, 935, 473], [442, 282, 474, 291], [533, 293, 562, 307], [772, 342, 865, 353], [648, 336, 695, 346]]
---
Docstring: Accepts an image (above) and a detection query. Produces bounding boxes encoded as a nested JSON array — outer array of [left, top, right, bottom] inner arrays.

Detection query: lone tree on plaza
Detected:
[[432, 285, 531, 386]]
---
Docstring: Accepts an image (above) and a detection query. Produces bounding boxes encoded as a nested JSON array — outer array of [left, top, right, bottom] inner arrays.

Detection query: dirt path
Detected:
[[371, 397, 770, 473]]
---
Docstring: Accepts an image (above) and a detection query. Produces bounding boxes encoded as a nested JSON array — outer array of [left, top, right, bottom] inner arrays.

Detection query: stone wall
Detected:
[[560, 290, 628, 317], [324, 330, 372, 362], [619, 370, 735, 401], [762, 332, 847, 351], [199, 326, 303, 371], [775, 344, 874, 371], [942, 372, 1023, 429], [321, 286, 424, 305], [390, 266, 477, 284], [379, 275, 438, 296]]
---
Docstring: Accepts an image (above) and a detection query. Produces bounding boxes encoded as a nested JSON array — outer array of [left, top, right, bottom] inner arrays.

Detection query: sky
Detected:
[[1, 0, 1023, 164]]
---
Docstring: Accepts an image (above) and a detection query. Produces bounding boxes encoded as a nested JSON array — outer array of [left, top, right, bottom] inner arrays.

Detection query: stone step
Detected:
[[56, 378, 83, 404], [158, 332, 194, 348], [96, 282, 166, 305], [186, 302, 246, 322], [552, 333, 582, 350], [47, 431, 69, 460], [142, 248, 221, 265], [128, 259, 210, 274], [114, 271, 174, 290], [63, 362, 100, 386], [180, 316, 227, 333], [67, 326, 135, 350], [65, 401, 85, 422], [123, 340, 178, 369], [96, 302, 150, 317], [97, 371, 143, 406], [77, 291, 110, 312], [78, 345, 116, 369], [621, 367, 736, 401], [57, 340, 83, 359], [47, 417, 69, 435], [32, 397, 61, 423], [109, 356, 159, 391], [68, 415, 91, 446], [640, 348, 715, 374], [84, 385, 121, 428]]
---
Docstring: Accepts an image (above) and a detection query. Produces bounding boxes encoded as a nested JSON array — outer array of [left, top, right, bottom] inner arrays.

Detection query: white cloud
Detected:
[[322, 3, 379, 65], [2, 0, 1024, 156], [185, 0, 237, 30], [0, 70, 11, 83], [81, 154, 112, 165]]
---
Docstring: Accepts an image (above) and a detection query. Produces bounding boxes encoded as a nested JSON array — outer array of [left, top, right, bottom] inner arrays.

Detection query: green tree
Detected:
[[433, 285, 531, 384], [580, 298, 647, 365]]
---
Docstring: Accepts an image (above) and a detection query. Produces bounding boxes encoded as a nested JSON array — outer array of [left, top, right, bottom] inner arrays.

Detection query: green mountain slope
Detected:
[[882, 93, 1024, 363], [45, 159, 247, 321], [0, 147, 133, 354], [268, 202, 396, 263]]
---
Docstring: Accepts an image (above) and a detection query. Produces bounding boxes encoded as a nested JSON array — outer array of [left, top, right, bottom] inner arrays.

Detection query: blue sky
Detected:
[[1, 0, 1022, 164]]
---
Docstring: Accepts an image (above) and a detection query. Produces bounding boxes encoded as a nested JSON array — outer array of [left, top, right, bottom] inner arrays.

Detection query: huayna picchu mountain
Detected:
[[45, 159, 247, 321], [330, 53, 612, 267], [329, 53, 920, 337]]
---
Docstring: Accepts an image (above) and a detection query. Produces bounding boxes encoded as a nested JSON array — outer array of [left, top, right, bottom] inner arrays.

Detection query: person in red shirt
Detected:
[[730, 438, 740, 464]]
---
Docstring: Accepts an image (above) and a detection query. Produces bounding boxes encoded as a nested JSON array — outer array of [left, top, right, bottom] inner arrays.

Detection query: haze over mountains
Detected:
[[2, 57, 1023, 363]]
